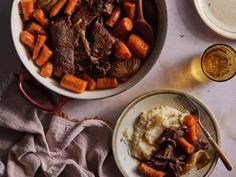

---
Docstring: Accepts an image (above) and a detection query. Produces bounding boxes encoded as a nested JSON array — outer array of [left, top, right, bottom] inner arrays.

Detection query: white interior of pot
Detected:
[[11, 0, 167, 99]]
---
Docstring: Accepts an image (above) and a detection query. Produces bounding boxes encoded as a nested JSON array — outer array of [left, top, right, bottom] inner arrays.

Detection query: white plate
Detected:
[[112, 90, 220, 177], [194, 0, 236, 39]]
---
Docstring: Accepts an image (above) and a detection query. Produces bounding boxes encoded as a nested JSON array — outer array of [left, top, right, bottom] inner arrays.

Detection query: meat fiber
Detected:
[[89, 21, 116, 77], [50, 17, 77, 78], [50, 0, 117, 78], [147, 128, 187, 177], [91, 21, 116, 58]]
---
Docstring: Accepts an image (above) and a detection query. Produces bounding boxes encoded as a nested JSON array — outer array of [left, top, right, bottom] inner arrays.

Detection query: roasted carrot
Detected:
[[27, 22, 46, 36], [138, 163, 165, 177], [123, 0, 136, 20], [183, 115, 199, 144], [105, 7, 121, 27], [64, 0, 78, 15], [115, 41, 132, 60], [50, 0, 68, 17], [96, 77, 118, 89], [183, 115, 196, 127], [40, 62, 53, 78], [185, 115, 200, 144], [20, 0, 34, 21], [33, 9, 49, 26], [114, 17, 133, 37], [33, 35, 47, 60], [187, 125, 198, 144], [35, 45, 53, 67], [82, 74, 96, 91], [177, 137, 195, 154], [60, 74, 88, 93], [20, 31, 36, 50], [127, 34, 150, 59]]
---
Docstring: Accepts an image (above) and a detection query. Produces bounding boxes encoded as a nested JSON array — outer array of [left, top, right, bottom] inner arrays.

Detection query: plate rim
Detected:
[[112, 89, 220, 177], [193, 0, 236, 40]]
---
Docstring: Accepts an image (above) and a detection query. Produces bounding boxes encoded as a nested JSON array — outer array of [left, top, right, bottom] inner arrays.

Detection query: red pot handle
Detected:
[[18, 69, 70, 112]]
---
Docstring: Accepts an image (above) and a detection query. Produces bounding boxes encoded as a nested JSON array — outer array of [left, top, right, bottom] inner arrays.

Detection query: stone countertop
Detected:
[[0, 0, 235, 176]]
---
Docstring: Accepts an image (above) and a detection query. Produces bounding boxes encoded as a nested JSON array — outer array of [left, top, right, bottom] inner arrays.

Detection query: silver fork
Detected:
[[177, 94, 233, 171]]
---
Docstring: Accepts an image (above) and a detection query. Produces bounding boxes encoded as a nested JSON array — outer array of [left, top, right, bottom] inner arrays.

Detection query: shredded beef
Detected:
[[147, 127, 209, 177], [89, 21, 116, 77], [147, 128, 187, 177], [195, 139, 208, 151], [50, 17, 77, 77], [50, 0, 117, 78], [91, 21, 116, 58]]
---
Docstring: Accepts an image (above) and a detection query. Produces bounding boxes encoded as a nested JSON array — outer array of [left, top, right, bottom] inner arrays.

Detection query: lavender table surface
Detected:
[[0, 0, 235, 176]]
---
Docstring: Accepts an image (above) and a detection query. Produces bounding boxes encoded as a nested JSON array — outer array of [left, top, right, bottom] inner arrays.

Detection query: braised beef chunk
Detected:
[[103, 3, 114, 15], [147, 128, 187, 177], [72, 5, 100, 26], [73, 22, 91, 75], [50, 17, 77, 77], [89, 21, 116, 77], [157, 128, 185, 146], [50, 0, 117, 78], [91, 21, 116, 58], [72, 0, 115, 25], [90, 59, 111, 77], [195, 139, 208, 151]]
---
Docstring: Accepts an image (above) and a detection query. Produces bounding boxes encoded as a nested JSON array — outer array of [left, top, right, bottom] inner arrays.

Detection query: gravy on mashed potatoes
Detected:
[[124, 106, 188, 160]]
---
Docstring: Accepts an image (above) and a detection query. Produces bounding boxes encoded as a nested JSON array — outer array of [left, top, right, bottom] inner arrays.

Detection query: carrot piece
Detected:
[[177, 137, 195, 154], [60, 74, 88, 93], [35, 45, 53, 67], [183, 115, 196, 127], [138, 163, 165, 177], [33, 9, 49, 26], [183, 115, 199, 144], [83, 75, 97, 91], [33, 35, 47, 60], [40, 62, 53, 78], [64, 0, 78, 15], [115, 41, 132, 60], [50, 0, 68, 17], [20, 31, 36, 51], [127, 34, 150, 59], [114, 17, 133, 37], [20, 0, 34, 21], [123, 0, 136, 20], [27, 22, 46, 36], [105, 7, 121, 28], [96, 77, 118, 89], [187, 125, 198, 144]]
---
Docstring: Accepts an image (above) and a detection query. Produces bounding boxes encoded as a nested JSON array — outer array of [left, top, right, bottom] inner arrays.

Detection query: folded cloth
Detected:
[[0, 161, 4, 176], [0, 78, 123, 177]]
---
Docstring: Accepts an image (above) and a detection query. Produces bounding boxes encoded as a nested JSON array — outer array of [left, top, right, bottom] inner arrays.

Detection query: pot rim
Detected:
[[10, 0, 168, 99]]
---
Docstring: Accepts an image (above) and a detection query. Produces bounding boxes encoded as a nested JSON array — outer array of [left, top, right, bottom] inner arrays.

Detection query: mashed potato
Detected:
[[124, 106, 188, 160]]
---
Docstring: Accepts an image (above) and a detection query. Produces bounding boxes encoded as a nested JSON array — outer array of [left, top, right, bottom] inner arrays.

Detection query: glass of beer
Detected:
[[201, 44, 236, 82]]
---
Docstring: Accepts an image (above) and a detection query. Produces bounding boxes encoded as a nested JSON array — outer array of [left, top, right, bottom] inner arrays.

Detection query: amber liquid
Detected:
[[190, 57, 209, 83], [201, 45, 236, 81]]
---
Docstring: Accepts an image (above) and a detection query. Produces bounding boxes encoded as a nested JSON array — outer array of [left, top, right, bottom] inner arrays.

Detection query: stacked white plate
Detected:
[[194, 0, 236, 39]]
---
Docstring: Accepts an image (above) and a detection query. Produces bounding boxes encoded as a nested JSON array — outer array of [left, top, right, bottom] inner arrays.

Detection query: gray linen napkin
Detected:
[[0, 77, 123, 177]]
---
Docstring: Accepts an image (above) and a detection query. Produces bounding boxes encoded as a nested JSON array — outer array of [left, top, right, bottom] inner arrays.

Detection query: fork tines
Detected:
[[176, 94, 198, 115]]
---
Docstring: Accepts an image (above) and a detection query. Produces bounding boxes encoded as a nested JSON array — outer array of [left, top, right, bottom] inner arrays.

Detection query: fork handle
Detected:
[[207, 136, 233, 171]]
